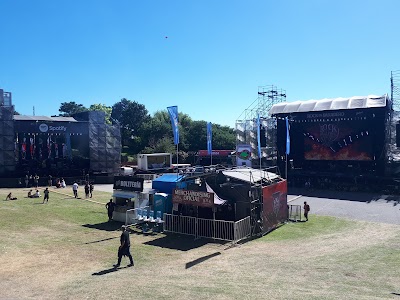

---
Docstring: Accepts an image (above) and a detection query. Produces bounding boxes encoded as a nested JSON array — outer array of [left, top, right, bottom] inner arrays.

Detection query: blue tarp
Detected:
[[152, 174, 185, 194]]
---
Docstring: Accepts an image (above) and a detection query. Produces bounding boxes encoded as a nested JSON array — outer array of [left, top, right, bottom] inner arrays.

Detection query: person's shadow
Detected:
[[92, 266, 131, 276]]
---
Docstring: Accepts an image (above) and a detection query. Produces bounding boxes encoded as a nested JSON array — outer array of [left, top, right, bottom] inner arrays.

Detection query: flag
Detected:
[[207, 122, 212, 155], [286, 117, 290, 155], [167, 106, 179, 145], [257, 114, 261, 158]]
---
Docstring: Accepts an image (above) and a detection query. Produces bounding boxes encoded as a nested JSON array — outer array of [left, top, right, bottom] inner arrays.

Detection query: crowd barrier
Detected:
[[163, 214, 251, 243], [288, 205, 302, 222]]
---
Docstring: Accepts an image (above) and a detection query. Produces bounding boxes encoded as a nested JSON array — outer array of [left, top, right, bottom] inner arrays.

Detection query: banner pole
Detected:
[[176, 143, 179, 178], [285, 153, 288, 179]]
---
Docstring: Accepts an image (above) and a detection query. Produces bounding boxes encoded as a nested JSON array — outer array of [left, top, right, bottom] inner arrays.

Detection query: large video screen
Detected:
[[302, 121, 373, 161]]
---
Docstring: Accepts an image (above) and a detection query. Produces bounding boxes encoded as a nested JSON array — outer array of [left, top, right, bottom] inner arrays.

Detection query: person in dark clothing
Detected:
[[114, 225, 134, 268], [84, 183, 90, 198], [304, 201, 310, 221], [42, 188, 49, 204], [105, 199, 115, 221], [89, 183, 94, 198]]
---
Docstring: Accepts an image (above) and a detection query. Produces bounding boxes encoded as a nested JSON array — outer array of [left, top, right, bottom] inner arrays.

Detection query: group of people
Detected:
[[55, 178, 66, 188], [24, 174, 40, 188], [72, 181, 94, 199]]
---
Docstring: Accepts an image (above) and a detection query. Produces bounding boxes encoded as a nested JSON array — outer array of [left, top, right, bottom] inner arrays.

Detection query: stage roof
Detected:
[[13, 115, 79, 122], [269, 94, 388, 115], [222, 168, 280, 183]]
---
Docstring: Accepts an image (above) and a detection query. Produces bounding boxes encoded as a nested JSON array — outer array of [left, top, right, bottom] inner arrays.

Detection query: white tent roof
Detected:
[[222, 168, 280, 183], [269, 94, 388, 115]]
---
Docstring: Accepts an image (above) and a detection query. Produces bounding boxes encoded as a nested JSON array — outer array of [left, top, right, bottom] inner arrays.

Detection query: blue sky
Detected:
[[0, 0, 399, 128]]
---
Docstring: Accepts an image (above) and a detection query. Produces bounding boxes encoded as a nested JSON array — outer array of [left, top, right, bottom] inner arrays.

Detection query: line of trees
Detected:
[[58, 99, 236, 161]]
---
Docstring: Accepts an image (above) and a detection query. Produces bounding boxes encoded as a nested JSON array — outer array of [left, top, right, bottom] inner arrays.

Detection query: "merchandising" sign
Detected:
[[172, 189, 214, 208], [113, 176, 144, 192]]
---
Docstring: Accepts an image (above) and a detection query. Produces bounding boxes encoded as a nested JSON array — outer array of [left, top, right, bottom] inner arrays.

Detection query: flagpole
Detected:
[[176, 143, 179, 178], [285, 153, 288, 179]]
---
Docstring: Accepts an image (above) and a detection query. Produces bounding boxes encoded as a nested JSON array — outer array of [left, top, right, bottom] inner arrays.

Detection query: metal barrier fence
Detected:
[[163, 214, 251, 243], [288, 205, 302, 222], [234, 216, 251, 243]]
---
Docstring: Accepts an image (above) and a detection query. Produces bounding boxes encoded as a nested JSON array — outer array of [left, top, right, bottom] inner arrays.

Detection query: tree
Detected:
[[59, 102, 88, 116], [89, 104, 112, 124], [212, 124, 236, 150], [111, 99, 150, 150]]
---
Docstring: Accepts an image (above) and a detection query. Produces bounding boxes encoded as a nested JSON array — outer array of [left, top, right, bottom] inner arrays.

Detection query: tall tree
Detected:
[[89, 103, 112, 124], [59, 102, 87, 116], [111, 98, 150, 150]]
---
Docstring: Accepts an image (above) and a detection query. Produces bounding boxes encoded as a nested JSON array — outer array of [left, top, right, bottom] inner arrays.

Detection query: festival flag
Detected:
[[286, 117, 290, 155], [167, 106, 179, 145], [257, 114, 262, 158], [207, 122, 212, 155]]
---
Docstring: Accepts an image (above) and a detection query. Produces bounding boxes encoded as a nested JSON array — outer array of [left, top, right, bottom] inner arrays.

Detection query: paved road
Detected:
[[288, 188, 400, 225], [95, 184, 400, 225]]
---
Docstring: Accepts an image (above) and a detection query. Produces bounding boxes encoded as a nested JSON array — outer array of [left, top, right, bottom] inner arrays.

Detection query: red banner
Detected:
[[172, 189, 214, 208], [198, 150, 232, 157], [262, 180, 288, 233]]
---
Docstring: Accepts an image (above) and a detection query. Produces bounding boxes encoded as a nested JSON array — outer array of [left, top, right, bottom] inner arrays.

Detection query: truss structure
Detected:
[[235, 85, 286, 165]]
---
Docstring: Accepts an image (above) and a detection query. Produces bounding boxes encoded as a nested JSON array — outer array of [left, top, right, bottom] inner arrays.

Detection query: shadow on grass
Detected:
[[82, 221, 122, 231], [92, 265, 133, 276], [144, 234, 215, 251], [185, 252, 221, 269], [84, 236, 119, 244], [391, 293, 400, 296]]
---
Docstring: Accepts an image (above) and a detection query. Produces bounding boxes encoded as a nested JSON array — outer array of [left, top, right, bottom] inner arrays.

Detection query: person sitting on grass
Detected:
[[6, 193, 17, 200], [27, 189, 33, 198], [32, 190, 40, 198]]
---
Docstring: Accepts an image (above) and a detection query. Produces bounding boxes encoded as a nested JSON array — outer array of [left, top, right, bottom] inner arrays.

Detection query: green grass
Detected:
[[260, 215, 357, 242], [1, 187, 399, 300]]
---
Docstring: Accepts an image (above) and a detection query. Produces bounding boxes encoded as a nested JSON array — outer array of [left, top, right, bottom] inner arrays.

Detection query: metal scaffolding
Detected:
[[391, 70, 400, 111], [235, 85, 286, 166]]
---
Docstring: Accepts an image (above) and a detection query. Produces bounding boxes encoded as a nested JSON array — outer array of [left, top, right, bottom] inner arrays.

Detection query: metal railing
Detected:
[[163, 214, 251, 243], [288, 205, 302, 222], [234, 216, 251, 243]]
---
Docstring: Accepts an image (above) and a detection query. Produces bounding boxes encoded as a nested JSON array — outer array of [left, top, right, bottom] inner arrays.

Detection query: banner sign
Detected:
[[167, 106, 179, 145], [13, 121, 87, 134], [114, 176, 144, 192], [236, 144, 252, 167], [172, 189, 214, 208], [198, 150, 232, 157], [207, 122, 212, 155], [262, 180, 288, 233]]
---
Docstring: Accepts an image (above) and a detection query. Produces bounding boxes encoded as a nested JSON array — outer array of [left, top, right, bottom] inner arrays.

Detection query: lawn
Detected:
[[0, 187, 399, 300]]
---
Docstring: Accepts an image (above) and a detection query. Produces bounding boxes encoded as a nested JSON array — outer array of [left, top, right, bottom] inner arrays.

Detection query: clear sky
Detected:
[[0, 0, 399, 128]]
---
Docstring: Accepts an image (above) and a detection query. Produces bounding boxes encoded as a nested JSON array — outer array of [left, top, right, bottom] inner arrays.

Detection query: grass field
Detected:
[[0, 187, 399, 300]]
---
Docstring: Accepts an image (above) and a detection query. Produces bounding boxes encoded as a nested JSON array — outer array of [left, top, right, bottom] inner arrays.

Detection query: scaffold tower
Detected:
[[236, 85, 286, 166], [391, 70, 400, 110]]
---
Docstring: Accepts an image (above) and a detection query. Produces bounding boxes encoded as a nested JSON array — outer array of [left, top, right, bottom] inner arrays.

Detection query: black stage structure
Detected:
[[269, 94, 397, 192], [0, 92, 121, 185]]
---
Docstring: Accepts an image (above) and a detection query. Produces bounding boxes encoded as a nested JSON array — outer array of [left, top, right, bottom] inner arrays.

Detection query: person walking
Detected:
[[42, 187, 49, 204], [303, 201, 310, 221], [105, 199, 115, 221], [113, 225, 134, 268], [48, 175, 52, 187], [89, 183, 94, 198], [72, 181, 79, 198]]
